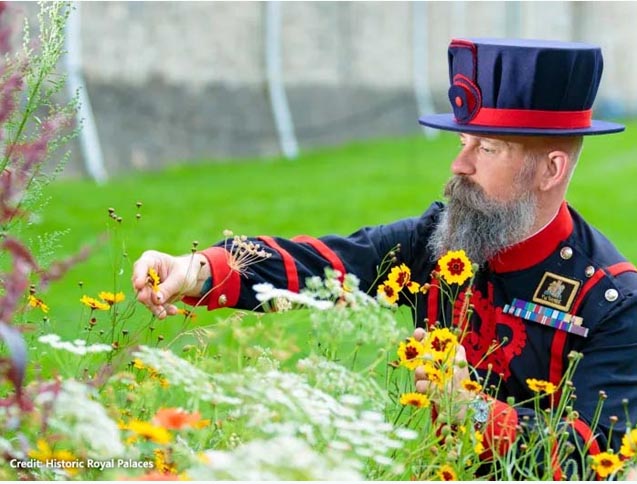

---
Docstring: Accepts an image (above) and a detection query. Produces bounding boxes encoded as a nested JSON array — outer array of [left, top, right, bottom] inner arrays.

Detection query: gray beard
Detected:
[[428, 176, 537, 266]]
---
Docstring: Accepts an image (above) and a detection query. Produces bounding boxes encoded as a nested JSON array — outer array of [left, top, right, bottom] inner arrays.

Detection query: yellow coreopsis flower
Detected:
[[378, 281, 400, 305], [423, 361, 450, 388], [621, 429, 637, 458], [526, 378, 557, 395], [399, 392, 430, 408], [438, 464, 458, 481], [397, 337, 426, 370], [99, 291, 125, 305], [28, 439, 78, 475], [154, 448, 178, 474], [461, 378, 483, 393], [387, 264, 411, 288], [424, 327, 458, 363], [176, 308, 197, 320], [474, 430, 485, 454], [80, 295, 110, 311], [406, 280, 421, 294], [28, 295, 49, 313], [124, 419, 172, 445], [438, 250, 473, 285], [148, 268, 161, 293], [591, 451, 623, 479]]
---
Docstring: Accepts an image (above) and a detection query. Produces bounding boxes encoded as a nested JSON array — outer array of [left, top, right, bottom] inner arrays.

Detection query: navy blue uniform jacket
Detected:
[[189, 201, 637, 474]]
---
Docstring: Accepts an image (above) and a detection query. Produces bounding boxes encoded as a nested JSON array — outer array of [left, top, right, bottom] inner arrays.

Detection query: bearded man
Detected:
[[133, 38, 637, 478]]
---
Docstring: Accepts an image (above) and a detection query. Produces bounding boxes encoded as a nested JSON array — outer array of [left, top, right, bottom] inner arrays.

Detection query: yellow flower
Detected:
[[621, 429, 637, 458], [123, 420, 172, 445], [406, 281, 421, 294], [28, 439, 78, 475], [397, 337, 426, 370], [438, 250, 473, 285], [591, 451, 623, 479], [80, 295, 110, 311], [99, 291, 125, 304], [28, 295, 49, 313], [474, 430, 485, 454], [461, 378, 483, 393], [154, 448, 178, 474], [399, 392, 430, 408], [438, 464, 457, 481], [423, 361, 451, 388], [176, 308, 197, 320], [148, 268, 161, 293], [133, 358, 146, 370], [387, 264, 411, 288], [378, 281, 400, 305], [526, 378, 557, 395], [424, 327, 458, 363]]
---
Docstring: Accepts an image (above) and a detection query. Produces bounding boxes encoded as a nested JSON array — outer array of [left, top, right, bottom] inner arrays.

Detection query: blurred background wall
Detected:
[[10, 1, 637, 178]]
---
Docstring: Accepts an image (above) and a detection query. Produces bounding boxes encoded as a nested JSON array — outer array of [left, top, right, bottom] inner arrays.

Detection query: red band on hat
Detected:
[[467, 107, 592, 129]]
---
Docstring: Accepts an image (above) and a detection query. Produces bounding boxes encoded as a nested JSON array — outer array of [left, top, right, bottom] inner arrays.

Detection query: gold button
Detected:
[[585, 266, 595, 278], [218, 294, 227, 306], [560, 247, 573, 260], [605, 289, 619, 302]]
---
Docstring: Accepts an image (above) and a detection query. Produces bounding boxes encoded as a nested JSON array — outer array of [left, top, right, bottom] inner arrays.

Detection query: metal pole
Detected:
[[264, 1, 299, 159], [64, 2, 108, 183], [412, 1, 438, 139]]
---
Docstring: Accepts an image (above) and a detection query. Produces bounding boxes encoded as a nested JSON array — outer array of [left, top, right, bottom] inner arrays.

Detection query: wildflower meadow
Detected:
[[3, 3, 637, 482]]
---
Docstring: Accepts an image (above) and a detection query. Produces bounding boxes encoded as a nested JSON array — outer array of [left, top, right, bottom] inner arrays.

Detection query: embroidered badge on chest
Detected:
[[532, 271, 580, 312]]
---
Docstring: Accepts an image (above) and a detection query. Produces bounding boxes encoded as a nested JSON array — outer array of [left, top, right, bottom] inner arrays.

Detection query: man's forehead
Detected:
[[459, 132, 541, 148]]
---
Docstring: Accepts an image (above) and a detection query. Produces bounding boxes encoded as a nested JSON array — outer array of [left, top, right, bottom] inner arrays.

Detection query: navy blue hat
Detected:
[[419, 38, 625, 136]]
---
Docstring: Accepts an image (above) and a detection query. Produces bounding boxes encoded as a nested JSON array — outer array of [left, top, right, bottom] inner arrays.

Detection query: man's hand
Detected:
[[412, 327, 475, 423], [131, 250, 210, 319]]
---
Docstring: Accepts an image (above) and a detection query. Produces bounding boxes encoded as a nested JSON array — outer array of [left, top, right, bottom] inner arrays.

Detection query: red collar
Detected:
[[489, 201, 574, 273]]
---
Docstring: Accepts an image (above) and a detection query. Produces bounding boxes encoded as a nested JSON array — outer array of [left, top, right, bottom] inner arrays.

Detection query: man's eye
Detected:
[[480, 146, 495, 154]]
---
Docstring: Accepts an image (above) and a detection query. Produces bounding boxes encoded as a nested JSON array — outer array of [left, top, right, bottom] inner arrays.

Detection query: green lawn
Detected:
[[25, 126, 637, 342]]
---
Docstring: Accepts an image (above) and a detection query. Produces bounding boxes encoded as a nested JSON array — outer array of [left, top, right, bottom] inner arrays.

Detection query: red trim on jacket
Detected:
[[181, 247, 241, 310], [548, 262, 636, 455], [490, 202, 573, 273], [482, 398, 519, 458], [571, 418, 601, 456], [551, 263, 636, 389], [606, 261, 637, 277], [551, 440, 562, 481], [258, 236, 300, 293], [426, 280, 440, 328], [292, 235, 346, 281]]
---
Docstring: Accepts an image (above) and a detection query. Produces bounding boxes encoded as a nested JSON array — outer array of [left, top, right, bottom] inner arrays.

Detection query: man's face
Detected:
[[451, 133, 541, 202], [427, 133, 540, 266]]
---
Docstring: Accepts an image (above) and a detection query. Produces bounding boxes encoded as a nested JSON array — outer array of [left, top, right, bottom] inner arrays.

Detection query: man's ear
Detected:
[[538, 150, 570, 191]]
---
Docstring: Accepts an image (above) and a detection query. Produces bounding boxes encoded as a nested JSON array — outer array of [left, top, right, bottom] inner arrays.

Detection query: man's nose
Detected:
[[450, 149, 476, 176]]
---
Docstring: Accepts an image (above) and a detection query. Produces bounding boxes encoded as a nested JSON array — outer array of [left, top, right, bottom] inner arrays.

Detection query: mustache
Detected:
[[428, 175, 537, 265], [443, 176, 498, 214]]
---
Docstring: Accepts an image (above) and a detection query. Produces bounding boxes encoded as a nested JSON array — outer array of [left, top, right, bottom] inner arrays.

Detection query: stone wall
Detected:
[[9, 1, 637, 178]]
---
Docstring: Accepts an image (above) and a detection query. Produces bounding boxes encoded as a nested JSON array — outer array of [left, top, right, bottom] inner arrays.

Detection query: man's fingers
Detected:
[[416, 378, 434, 394], [414, 365, 427, 382]]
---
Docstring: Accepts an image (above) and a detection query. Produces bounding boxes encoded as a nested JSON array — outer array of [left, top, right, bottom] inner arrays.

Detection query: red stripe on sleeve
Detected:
[[292, 235, 346, 281], [606, 261, 637, 277], [258, 236, 300, 293], [181, 246, 241, 310]]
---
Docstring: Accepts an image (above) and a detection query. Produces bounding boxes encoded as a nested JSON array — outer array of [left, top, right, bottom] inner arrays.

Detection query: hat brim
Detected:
[[418, 113, 625, 136]]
